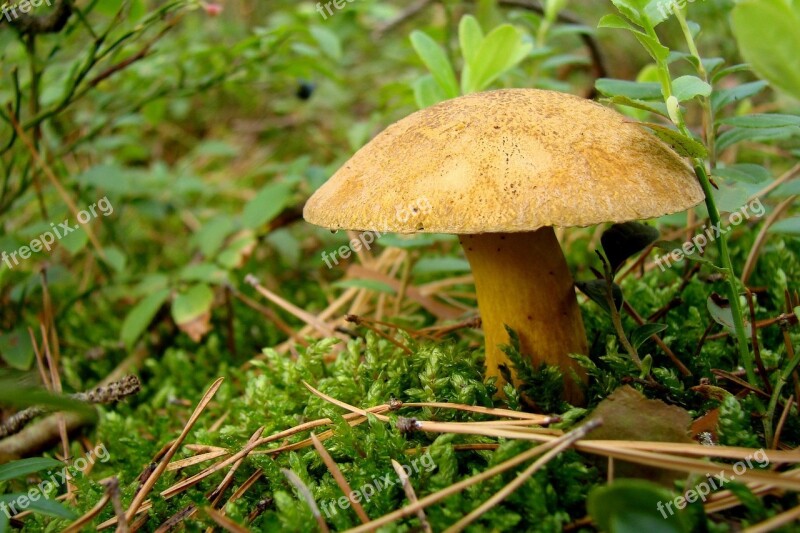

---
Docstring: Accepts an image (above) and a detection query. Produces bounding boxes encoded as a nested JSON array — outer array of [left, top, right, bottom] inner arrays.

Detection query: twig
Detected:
[[0, 375, 141, 438]]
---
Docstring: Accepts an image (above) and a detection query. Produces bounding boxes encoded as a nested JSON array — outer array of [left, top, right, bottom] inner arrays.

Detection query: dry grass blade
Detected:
[[303, 381, 391, 422], [402, 401, 556, 422], [310, 432, 370, 523], [96, 502, 152, 530], [125, 377, 225, 522], [444, 420, 602, 533], [282, 468, 330, 533], [203, 506, 251, 533], [343, 426, 595, 533], [392, 459, 432, 533], [167, 449, 230, 471], [161, 406, 389, 499], [245, 274, 343, 339], [209, 427, 264, 507], [62, 493, 110, 533]]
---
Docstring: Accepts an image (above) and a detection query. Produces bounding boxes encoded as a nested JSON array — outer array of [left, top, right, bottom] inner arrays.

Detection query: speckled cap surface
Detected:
[[304, 89, 704, 234]]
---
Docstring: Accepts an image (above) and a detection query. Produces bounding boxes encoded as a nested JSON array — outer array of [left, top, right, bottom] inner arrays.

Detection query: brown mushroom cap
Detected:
[[303, 88, 704, 234]]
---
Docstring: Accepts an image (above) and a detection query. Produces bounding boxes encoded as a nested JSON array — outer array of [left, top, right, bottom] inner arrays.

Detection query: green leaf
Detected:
[[732, 0, 800, 100], [60, 226, 89, 255], [458, 15, 484, 64], [716, 126, 800, 152], [630, 323, 668, 351], [708, 293, 751, 338], [171, 284, 214, 325], [462, 24, 532, 94], [309, 26, 342, 62], [178, 263, 229, 284], [101, 246, 127, 273], [605, 96, 669, 117], [410, 31, 459, 99], [412, 257, 472, 275], [672, 75, 712, 102], [609, 0, 648, 28], [0, 458, 63, 482], [0, 327, 34, 370], [576, 279, 623, 315], [719, 114, 800, 129], [598, 13, 638, 31], [0, 385, 96, 419], [712, 164, 771, 184], [639, 123, 708, 158], [192, 215, 236, 257], [588, 479, 691, 533], [711, 81, 769, 113], [332, 279, 396, 294], [595, 79, 663, 100], [653, 240, 719, 270], [413, 75, 448, 109], [769, 216, 800, 235], [241, 182, 293, 230], [633, 32, 670, 63], [121, 288, 171, 348], [0, 493, 76, 520], [601, 222, 660, 273]]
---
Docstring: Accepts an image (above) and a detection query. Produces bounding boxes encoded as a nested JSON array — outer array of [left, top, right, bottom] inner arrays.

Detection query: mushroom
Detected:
[[304, 89, 703, 404]]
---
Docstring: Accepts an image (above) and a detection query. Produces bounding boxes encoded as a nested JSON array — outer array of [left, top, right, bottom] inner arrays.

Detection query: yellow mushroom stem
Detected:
[[460, 228, 588, 405]]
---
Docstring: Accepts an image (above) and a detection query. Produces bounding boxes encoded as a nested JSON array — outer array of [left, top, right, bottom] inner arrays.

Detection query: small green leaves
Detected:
[[630, 323, 668, 351], [576, 279, 624, 315], [410, 31, 460, 104], [713, 164, 771, 185], [707, 293, 752, 339], [639, 123, 708, 158], [719, 114, 800, 129], [595, 79, 663, 100], [732, 0, 800, 100], [410, 15, 532, 107], [588, 479, 691, 533], [459, 17, 532, 94], [711, 81, 768, 113], [121, 288, 171, 348], [0, 457, 63, 482], [672, 75, 711, 102], [601, 222, 660, 273], [172, 284, 214, 326], [242, 182, 293, 230]]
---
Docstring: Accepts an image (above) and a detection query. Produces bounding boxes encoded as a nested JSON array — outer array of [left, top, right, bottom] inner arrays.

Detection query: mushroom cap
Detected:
[[304, 89, 704, 234]]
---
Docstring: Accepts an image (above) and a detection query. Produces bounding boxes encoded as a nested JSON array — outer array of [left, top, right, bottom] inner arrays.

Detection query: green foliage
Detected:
[[500, 327, 567, 413], [411, 15, 532, 107], [731, 0, 800, 100], [0, 0, 798, 530], [588, 479, 691, 533]]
